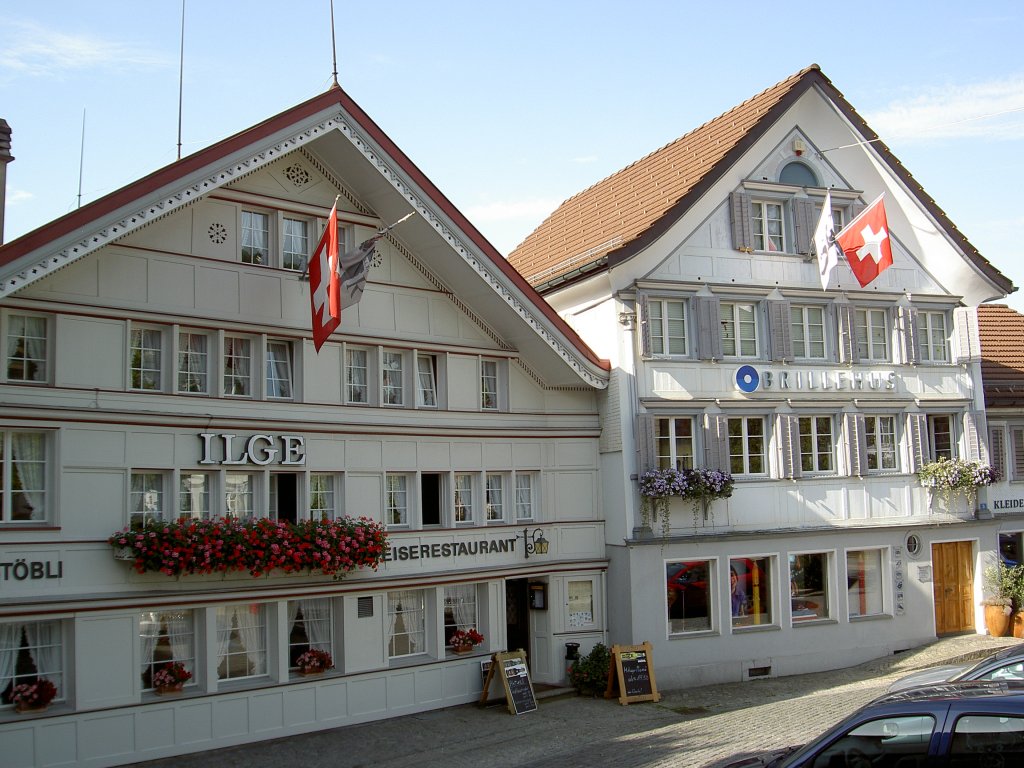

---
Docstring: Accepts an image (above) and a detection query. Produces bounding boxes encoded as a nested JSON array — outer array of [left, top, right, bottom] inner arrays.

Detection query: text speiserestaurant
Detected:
[[386, 538, 520, 562]]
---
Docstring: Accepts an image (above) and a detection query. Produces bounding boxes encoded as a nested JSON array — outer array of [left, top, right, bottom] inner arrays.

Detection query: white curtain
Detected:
[[235, 605, 265, 675], [21, 317, 46, 382], [447, 585, 476, 632], [387, 592, 402, 653], [266, 343, 291, 398], [165, 611, 193, 673], [416, 357, 436, 406], [301, 598, 332, 650], [0, 623, 22, 692], [216, 608, 234, 673], [23, 621, 60, 692], [140, 613, 159, 682], [11, 433, 44, 520]]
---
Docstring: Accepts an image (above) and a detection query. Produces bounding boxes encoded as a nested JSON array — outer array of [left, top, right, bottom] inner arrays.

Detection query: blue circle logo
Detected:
[[735, 365, 760, 393]]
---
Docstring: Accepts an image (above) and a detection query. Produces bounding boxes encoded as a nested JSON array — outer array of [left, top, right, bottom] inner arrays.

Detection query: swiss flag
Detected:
[[835, 194, 893, 288], [309, 202, 341, 352]]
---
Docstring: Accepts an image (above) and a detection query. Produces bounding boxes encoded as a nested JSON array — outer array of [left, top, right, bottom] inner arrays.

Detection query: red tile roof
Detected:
[[508, 65, 1012, 298], [979, 304, 1024, 407]]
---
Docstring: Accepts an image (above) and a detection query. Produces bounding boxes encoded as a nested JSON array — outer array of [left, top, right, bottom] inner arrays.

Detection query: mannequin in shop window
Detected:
[[730, 566, 748, 618]]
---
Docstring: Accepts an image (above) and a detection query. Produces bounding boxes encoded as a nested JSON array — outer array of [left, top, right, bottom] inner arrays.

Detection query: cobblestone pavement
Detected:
[[132, 635, 1020, 768]]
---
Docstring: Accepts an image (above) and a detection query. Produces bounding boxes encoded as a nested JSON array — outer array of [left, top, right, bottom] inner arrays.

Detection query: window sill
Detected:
[[731, 622, 780, 634], [668, 628, 718, 640], [849, 613, 892, 623], [791, 617, 838, 627]]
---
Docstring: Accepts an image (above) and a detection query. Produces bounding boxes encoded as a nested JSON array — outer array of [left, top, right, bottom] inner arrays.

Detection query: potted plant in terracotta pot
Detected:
[[295, 648, 333, 675], [983, 561, 1021, 637], [152, 661, 192, 694], [11, 678, 57, 713]]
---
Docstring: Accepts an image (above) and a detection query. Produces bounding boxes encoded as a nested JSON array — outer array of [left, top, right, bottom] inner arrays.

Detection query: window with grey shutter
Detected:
[[844, 412, 867, 476], [836, 304, 858, 364], [847, 202, 866, 224], [907, 413, 928, 473], [777, 414, 801, 479], [990, 426, 1006, 481], [704, 414, 730, 470], [791, 198, 817, 255], [637, 414, 655, 474], [953, 307, 978, 363], [963, 410, 987, 464], [694, 296, 723, 361], [730, 192, 753, 252], [767, 299, 793, 362], [898, 305, 920, 365], [1013, 429, 1024, 481], [637, 295, 652, 358]]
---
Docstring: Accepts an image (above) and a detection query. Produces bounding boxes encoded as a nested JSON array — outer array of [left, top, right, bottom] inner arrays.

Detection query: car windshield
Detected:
[[951, 646, 1024, 682]]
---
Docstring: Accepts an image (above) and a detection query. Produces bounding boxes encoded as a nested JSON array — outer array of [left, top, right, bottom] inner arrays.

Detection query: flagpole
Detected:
[[176, 0, 186, 160], [329, 0, 339, 88]]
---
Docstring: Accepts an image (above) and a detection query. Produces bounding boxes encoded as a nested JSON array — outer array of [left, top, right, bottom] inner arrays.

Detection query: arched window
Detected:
[[779, 162, 818, 187]]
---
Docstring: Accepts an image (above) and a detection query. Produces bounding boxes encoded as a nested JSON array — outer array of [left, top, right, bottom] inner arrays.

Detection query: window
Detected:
[[382, 350, 404, 406], [310, 473, 336, 519], [798, 416, 835, 473], [790, 552, 829, 622], [567, 580, 595, 629], [5, 313, 48, 383], [928, 414, 954, 461], [720, 303, 758, 358], [454, 473, 473, 523], [288, 598, 332, 668], [667, 560, 712, 633], [386, 474, 408, 527], [649, 299, 687, 356], [224, 336, 252, 397], [811, 716, 934, 768], [855, 308, 889, 361], [131, 472, 165, 526], [130, 327, 163, 391], [727, 416, 766, 475], [1, 431, 47, 523], [421, 473, 442, 526], [241, 210, 270, 265], [790, 305, 827, 360], [656, 417, 695, 470], [225, 472, 255, 520], [282, 217, 309, 272], [216, 604, 267, 680], [443, 585, 478, 648], [779, 162, 818, 187], [0, 620, 63, 706], [752, 200, 784, 252], [865, 415, 898, 471], [1000, 532, 1023, 567], [177, 331, 209, 394], [485, 474, 504, 522], [917, 311, 950, 363], [416, 354, 437, 407], [346, 347, 369, 404], [140, 610, 194, 691], [266, 340, 293, 399], [481, 360, 499, 410], [388, 589, 425, 658], [179, 472, 211, 520], [515, 474, 537, 521], [951, 715, 1024, 765], [269, 473, 299, 524], [847, 548, 885, 617], [731, 556, 773, 628]]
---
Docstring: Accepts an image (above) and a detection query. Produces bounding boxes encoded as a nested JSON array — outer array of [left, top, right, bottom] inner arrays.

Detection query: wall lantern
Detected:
[[521, 527, 549, 559]]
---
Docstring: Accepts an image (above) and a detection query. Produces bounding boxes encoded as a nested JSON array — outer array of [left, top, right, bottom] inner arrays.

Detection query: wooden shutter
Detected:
[[907, 413, 928, 473], [848, 202, 866, 223], [1012, 429, 1024, 481], [953, 307, 979, 363], [836, 304, 858, 364], [637, 294, 652, 358], [637, 413, 656, 474], [730, 192, 753, 252], [705, 414, 731, 471], [898, 305, 920, 365], [777, 414, 802, 479], [767, 299, 793, 362], [844, 412, 867, 476], [791, 198, 817, 256], [694, 295, 723, 361], [990, 426, 1007, 481], [963, 410, 988, 464]]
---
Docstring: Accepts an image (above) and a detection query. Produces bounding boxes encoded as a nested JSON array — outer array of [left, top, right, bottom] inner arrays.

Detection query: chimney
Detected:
[[0, 119, 13, 245]]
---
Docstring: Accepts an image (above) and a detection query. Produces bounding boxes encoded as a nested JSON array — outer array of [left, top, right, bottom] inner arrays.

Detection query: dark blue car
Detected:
[[716, 681, 1024, 767]]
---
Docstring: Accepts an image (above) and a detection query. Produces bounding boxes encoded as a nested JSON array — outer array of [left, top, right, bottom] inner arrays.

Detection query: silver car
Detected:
[[888, 642, 1024, 692]]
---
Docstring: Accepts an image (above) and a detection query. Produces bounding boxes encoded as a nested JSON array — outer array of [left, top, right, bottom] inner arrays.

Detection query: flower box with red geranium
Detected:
[[11, 678, 57, 712], [449, 628, 484, 653], [152, 662, 192, 694], [295, 648, 333, 675]]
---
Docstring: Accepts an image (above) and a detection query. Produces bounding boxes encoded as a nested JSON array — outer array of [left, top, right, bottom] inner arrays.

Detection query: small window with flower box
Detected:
[[140, 609, 195, 691], [131, 471, 167, 526]]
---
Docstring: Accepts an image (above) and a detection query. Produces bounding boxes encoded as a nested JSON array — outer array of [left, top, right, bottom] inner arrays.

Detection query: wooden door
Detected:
[[932, 541, 975, 635]]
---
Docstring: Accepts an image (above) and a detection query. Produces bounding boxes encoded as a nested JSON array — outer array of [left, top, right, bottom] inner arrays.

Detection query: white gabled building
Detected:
[[509, 64, 1015, 689], [0, 85, 608, 766]]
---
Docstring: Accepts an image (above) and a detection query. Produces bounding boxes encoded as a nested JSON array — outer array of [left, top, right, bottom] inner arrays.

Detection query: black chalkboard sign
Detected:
[[606, 642, 660, 705], [481, 650, 537, 715]]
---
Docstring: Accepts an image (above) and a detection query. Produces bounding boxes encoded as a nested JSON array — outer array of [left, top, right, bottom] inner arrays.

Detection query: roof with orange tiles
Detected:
[[507, 65, 1012, 297], [979, 304, 1024, 407]]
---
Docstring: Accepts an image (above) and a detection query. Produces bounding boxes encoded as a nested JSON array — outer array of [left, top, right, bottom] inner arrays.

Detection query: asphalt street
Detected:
[[129, 634, 1019, 768]]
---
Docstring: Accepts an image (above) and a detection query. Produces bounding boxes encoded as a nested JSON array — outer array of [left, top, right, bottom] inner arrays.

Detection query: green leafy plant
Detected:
[[568, 642, 612, 697], [918, 458, 997, 508], [640, 467, 734, 536], [984, 561, 1024, 612]]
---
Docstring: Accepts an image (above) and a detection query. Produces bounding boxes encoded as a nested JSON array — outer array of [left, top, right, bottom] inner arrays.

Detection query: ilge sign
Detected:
[[198, 433, 306, 466]]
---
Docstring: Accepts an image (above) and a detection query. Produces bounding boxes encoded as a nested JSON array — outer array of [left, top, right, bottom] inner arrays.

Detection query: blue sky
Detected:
[[3, 1, 1023, 310]]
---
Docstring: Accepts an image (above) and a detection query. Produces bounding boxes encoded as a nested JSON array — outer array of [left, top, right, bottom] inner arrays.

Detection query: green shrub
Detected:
[[569, 642, 611, 697]]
